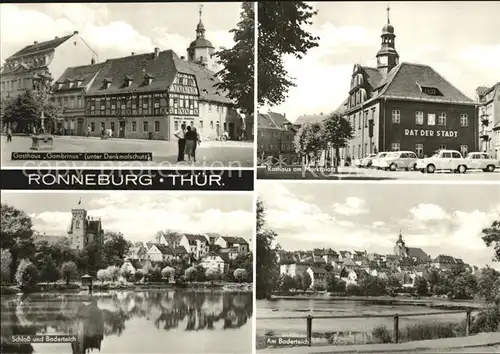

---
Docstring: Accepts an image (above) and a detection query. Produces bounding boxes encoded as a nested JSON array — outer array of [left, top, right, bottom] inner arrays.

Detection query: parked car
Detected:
[[464, 152, 499, 172], [416, 150, 468, 173], [378, 151, 419, 171], [371, 152, 389, 169], [359, 153, 377, 168]]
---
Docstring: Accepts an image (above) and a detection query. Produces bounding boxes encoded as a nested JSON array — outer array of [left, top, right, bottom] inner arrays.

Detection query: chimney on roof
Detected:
[[180, 56, 185, 60], [131, 52, 135, 56], [34, 41, 38, 45], [55, 36, 59, 39], [91, 58, 96, 65], [74, 30, 79, 35], [154, 47, 160, 59]]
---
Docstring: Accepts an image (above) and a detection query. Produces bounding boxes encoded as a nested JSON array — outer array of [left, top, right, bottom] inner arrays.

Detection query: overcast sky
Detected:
[[258, 182, 500, 270], [0, 2, 242, 64], [262, 1, 500, 122], [1, 192, 253, 242]]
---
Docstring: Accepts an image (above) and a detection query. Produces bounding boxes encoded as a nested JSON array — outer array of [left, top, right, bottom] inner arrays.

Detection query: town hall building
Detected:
[[337, 7, 478, 159]]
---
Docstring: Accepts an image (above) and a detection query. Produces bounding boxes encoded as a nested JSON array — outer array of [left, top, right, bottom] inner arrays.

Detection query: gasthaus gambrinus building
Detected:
[[337, 7, 478, 159]]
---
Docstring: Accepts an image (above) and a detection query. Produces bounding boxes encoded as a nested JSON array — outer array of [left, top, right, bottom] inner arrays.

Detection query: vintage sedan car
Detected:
[[359, 153, 377, 168], [416, 150, 468, 173], [371, 152, 389, 169], [464, 152, 499, 172], [378, 151, 419, 171]]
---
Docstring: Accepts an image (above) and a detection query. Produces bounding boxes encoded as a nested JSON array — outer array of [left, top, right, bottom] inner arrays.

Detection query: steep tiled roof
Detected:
[[407, 247, 430, 262], [343, 258, 356, 267], [8, 34, 74, 59], [309, 266, 327, 274], [361, 66, 383, 89], [85, 49, 231, 104], [294, 113, 328, 126], [266, 112, 292, 128], [433, 254, 456, 264], [377, 62, 474, 104], [221, 236, 248, 245], [53, 63, 105, 91], [176, 58, 232, 104], [183, 233, 208, 244], [454, 258, 465, 265]]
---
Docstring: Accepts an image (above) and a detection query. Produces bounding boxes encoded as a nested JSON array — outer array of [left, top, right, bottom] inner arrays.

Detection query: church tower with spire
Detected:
[[187, 5, 216, 71], [376, 5, 400, 77], [394, 230, 408, 258]]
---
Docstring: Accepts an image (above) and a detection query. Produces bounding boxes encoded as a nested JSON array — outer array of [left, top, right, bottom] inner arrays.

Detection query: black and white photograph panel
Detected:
[[257, 1, 500, 180], [0, 192, 253, 353], [0, 2, 254, 168], [256, 182, 500, 353]]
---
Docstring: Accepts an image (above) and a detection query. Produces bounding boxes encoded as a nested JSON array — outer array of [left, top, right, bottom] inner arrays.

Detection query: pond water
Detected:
[[1, 290, 253, 354], [257, 298, 469, 338]]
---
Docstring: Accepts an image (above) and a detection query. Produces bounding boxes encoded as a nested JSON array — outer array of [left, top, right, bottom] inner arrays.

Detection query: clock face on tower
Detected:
[[379, 56, 388, 65]]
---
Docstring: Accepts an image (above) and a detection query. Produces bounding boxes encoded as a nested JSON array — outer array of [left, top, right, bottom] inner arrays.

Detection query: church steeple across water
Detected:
[[376, 5, 399, 76]]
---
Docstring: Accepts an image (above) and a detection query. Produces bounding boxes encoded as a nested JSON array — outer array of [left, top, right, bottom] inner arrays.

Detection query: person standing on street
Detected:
[[87, 125, 91, 138], [6, 126, 12, 143], [192, 127, 201, 163], [175, 123, 186, 162]]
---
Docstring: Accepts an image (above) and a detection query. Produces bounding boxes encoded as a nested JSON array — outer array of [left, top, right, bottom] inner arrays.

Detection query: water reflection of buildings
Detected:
[[70, 299, 104, 354], [1, 290, 252, 353]]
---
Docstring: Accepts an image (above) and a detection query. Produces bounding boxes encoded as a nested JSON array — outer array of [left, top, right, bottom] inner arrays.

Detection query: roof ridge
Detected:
[[378, 63, 403, 95], [424, 63, 474, 103]]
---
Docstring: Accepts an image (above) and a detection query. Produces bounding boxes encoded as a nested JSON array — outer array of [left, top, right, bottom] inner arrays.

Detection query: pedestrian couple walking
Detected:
[[175, 123, 201, 163]]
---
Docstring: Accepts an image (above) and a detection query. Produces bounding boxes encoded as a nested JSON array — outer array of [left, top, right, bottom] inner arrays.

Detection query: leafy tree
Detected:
[[102, 232, 132, 268], [450, 272, 477, 300], [386, 275, 402, 293], [321, 113, 354, 171], [294, 122, 324, 166], [234, 268, 248, 283], [161, 266, 175, 280], [424, 268, 441, 289], [97, 269, 109, 284], [194, 264, 206, 282], [39, 255, 60, 284], [279, 274, 296, 291], [147, 266, 162, 282], [358, 275, 387, 296], [301, 271, 312, 291], [258, 1, 319, 107], [106, 265, 120, 283], [415, 277, 429, 296], [134, 269, 145, 282], [2, 89, 62, 133], [215, 2, 254, 116], [1, 204, 35, 282], [477, 267, 500, 302], [61, 261, 78, 285], [482, 220, 500, 262], [205, 268, 221, 284], [77, 242, 102, 276], [185, 267, 197, 282], [326, 275, 346, 293], [15, 259, 38, 289], [346, 283, 361, 296], [1, 249, 12, 284], [256, 199, 279, 299]]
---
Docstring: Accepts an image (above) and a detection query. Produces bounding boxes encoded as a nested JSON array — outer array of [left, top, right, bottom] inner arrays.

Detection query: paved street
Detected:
[[257, 166, 500, 181], [1, 135, 253, 168]]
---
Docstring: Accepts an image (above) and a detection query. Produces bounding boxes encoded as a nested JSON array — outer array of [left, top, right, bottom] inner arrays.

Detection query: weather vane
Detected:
[[199, 4, 203, 21], [387, 3, 391, 24]]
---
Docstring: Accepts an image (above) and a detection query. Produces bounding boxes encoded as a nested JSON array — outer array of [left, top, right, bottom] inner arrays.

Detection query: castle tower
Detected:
[[68, 208, 87, 250], [394, 231, 408, 257], [376, 5, 400, 77], [187, 4, 216, 70]]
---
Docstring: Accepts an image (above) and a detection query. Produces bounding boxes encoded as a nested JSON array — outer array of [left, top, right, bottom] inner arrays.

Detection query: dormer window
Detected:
[[56, 82, 63, 90], [68, 80, 74, 89], [103, 78, 112, 89], [144, 74, 154, 85], [76, 79, 83, 87], [416, 82, 443, 96], [124, 76, 133, 87]]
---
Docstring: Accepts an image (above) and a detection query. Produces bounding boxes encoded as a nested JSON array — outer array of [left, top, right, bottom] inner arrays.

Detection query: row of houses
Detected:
[[278, 240, 472, 290], [128, 234, 250, 264]]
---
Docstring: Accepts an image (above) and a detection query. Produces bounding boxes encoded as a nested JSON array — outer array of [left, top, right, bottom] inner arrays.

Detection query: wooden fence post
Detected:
[[306, 315, 312, 347], [393, 314, 399, 343], [465, 310, 471, 336]]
